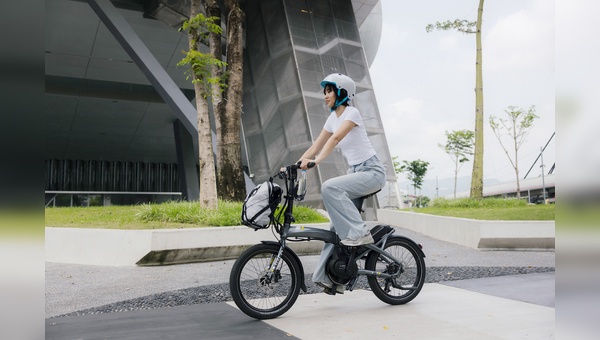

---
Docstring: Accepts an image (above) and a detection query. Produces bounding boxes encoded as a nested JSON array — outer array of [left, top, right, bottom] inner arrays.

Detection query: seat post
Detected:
[[363, 194, 378, 221], [354, 189, 381, 221]]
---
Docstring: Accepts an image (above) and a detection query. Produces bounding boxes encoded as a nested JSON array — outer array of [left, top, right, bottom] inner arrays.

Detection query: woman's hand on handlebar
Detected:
[[298, 159, 316, 170]]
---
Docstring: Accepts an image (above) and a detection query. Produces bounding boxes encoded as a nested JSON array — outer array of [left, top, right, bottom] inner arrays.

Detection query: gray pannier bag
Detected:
[[241, 179, 282, 229]]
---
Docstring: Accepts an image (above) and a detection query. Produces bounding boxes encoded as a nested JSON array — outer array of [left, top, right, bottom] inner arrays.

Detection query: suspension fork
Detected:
[[266, 223, 292, 275], [266, 239, 287, 276], [260, 239, 308, 292]]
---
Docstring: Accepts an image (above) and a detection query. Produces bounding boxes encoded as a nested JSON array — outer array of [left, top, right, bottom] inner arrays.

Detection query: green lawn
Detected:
[[412, 205, 554, 220], [45, 200, 329, 230], [45, 205, 175, 230], [45, 197, 555, 230], [410, 198, 555, 221]]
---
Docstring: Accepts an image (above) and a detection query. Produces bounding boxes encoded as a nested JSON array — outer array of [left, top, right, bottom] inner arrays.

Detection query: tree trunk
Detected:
[[216, 0, 246, 202], [469, 0, 484, 199], [453, 159, 459, 199], [514, 134, 520, 198], [204, 0, 223, 109], [191, 0, 218, 209], [195, 81, 219, 208]]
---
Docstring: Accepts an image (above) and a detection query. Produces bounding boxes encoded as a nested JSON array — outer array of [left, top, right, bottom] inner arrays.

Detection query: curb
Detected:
[[45, 224, 330, 266], [376, 209, 555, 250], [46, 211, 555, 266]]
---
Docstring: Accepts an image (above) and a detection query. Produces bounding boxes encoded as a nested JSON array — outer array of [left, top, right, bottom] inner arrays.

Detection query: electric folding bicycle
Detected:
[[229, 162, 426, 319]]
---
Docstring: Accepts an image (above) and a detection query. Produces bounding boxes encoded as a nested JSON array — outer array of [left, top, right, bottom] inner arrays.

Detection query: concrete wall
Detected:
[[46, 228, 153, 266], [376, 209, 555, 250], [46, 210, 555, 266], [45, 224, 330, 266]]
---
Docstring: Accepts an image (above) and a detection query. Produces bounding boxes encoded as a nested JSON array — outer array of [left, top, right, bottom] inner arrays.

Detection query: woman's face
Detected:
[[324, 86, 336, 109]]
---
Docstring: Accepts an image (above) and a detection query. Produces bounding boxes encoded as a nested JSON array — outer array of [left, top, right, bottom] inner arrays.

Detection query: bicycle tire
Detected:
[[229, 243, 302, 319], [365, 236, 426, 305]]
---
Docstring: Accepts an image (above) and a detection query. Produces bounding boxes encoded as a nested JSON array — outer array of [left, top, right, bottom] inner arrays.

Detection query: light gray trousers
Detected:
[[312, 155, 386, 286]]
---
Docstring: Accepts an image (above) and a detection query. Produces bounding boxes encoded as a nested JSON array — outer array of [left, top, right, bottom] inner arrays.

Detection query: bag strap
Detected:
[[244, 180, 275, 224], [249, 205, 272, 223], [242, 177, 280, 227]]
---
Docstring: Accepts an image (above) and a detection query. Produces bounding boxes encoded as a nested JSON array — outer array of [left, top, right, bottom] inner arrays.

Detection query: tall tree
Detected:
[[178, 3, 224, 209], [205, 0, 246, 202], [426, 0, 485, 199], [439, 129, 475, 199], [179, 0, 246, 206], [489, 105, 538, 199], [398, 159, 430, 201]]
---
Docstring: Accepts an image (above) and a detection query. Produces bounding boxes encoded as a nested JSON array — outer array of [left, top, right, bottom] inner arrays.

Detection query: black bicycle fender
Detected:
[[260, 241, 308, 293]]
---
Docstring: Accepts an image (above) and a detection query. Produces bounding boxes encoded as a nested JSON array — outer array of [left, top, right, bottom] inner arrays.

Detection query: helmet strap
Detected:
[[330, 96, 349, 111], [330, 87, 349, 112]]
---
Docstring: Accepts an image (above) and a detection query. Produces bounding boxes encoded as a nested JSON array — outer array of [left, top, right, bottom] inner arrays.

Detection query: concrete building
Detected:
[[44, 0, 399, 208]]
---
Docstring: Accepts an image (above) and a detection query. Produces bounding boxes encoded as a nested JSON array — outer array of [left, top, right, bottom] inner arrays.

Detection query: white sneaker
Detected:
[[340, 233, 374, 246]]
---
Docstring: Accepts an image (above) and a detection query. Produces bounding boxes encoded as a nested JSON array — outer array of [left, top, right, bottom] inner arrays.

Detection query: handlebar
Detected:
[[274, 161, 316, 226], [280, 161, 315, 177], [296, 161, 316, 169]]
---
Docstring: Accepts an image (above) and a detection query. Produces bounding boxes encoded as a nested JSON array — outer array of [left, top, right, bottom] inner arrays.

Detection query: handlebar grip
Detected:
[[296, 161, 316, 169]]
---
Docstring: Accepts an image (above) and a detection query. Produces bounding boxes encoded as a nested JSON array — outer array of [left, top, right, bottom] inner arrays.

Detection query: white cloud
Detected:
[[439, 35, 459, 50], [373, 0, 555, 184], [380, 21, 408, 51], [389, 97, 423, 118], [485, 0, 554, 71], [381, 97, 465, 180]]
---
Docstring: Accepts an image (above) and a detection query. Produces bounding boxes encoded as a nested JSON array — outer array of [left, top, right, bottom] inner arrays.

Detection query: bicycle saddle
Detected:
[[352, 189, 382, 213]]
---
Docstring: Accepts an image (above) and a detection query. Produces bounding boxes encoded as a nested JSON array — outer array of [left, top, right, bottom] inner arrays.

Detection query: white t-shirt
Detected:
[[323, 106, 376, 165]]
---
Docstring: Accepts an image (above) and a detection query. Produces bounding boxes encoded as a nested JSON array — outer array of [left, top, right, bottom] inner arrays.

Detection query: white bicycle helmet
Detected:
[[320, 73, 356, 110]]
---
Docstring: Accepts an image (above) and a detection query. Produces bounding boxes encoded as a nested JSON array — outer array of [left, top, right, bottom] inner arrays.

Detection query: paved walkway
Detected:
[[45, 226, 555, 339], [46, 273, 554, 339]]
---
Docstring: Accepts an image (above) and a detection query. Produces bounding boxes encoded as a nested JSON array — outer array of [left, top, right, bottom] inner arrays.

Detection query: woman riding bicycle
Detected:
[[298, 73, 386, 293]]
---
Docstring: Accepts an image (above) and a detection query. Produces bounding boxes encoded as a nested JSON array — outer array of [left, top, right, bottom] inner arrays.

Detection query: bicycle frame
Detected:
[[230, 163, 427, 319], [269, 163, 407, 281]]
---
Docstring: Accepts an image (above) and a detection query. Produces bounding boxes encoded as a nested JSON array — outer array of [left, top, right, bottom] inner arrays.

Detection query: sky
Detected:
[[369, 0, 555, 195], [369, 0, 600, 333]]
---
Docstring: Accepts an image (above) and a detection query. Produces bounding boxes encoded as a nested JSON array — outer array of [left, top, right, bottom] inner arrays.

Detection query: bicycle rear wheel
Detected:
[[229, 243, 302, 319], [365, 236, 426, 305]]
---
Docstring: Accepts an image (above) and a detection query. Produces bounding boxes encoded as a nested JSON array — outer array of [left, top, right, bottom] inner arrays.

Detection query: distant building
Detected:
[[450, 174, 556, 204], [45, 0, 399, 208]]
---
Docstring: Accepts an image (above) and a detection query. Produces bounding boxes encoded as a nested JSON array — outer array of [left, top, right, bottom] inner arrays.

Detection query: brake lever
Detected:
[[278, 167, 286, 179]]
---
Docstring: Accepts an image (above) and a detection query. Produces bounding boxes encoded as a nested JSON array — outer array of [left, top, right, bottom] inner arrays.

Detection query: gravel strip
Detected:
[[51, 266, 554, 318]]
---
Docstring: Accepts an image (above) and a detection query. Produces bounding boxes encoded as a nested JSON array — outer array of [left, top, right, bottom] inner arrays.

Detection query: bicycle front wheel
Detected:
[[365, 236, 426, 305], [229, 243, 302, 319]]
